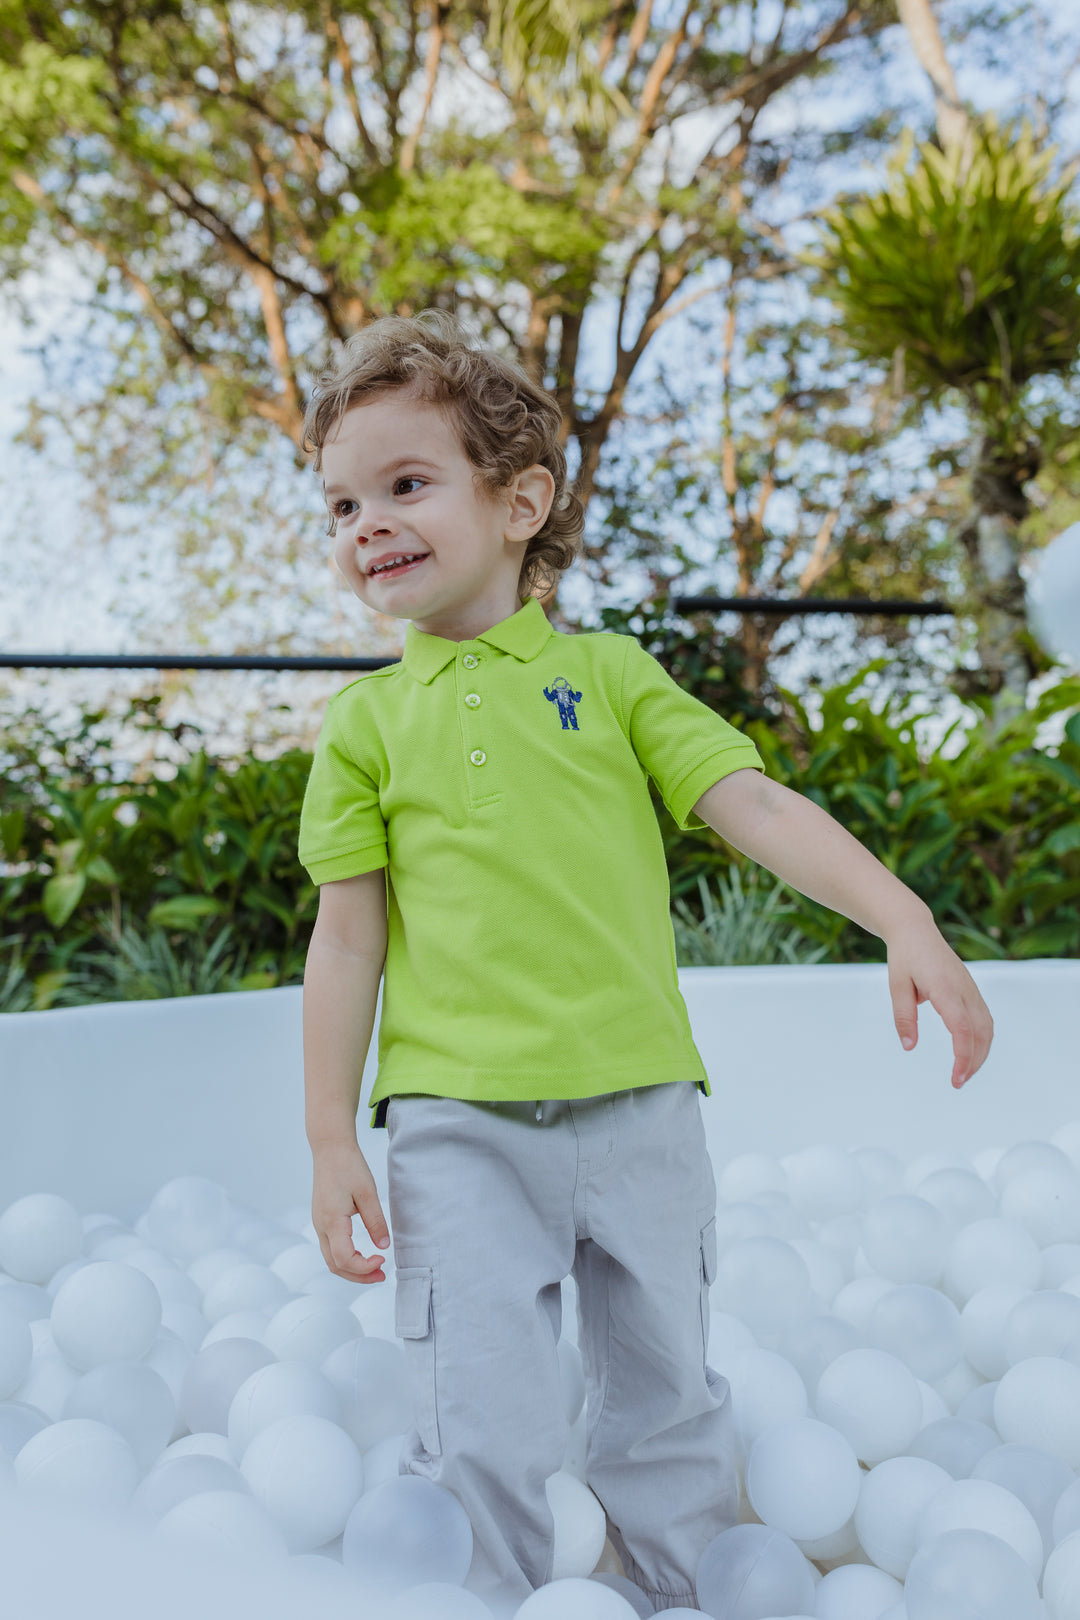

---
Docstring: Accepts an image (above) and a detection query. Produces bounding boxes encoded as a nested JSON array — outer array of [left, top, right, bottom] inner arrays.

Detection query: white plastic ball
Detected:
[[0, 1400, 49, 1458], [943, 1219, 1041, 1307], [187, 1247, 249, 1292], [321, 1335, 416, 1452], [49, 1261, 162, 1370], [152, 1485, 289, 1562], [514, 1578, 640, 1617], [130, 1450, 250, 1524], [228, 1359, 342, 1458], [861, 1197, 949, 1286], [263, 1295, 363, 1364], [201, 1308, 273, 1346], [718, 1153, 789, 1204], [868, 1285, 963, 1383], [832, 1278, 895, 1336], [854, 1455, 953, 1579], [815, 1349, 923, 1465], [908, 1418, 999, 1478], [547, 1469, 607, 1579], [929, 1356, 983, 1414], [341, 1475, 473, 1593], [60, 1360, 176, 1471], [1055, 1479, 1080, 1552], [240, 1412, 364, 1553], [269, 1242, 327, 1292], [707, 1311, 757, 1372], [781, 1146, 866, 1221], [813, 1561, 904, 1618], [994, 1140, 1075, 1193], [714, 1238, 813, 1337], [912, 1477, 1043, 1578], [1042, 1245, 1080, 1288], [746, 1418, 861, 1540], [178, 1336, 275, 1434], [917, 1380, 951, 1428], [716, 1203, 777, 1250], [956, 1380, 998, 1426], [14, 1416, 139, 1513], [777, 1315, 859, 1397], [1044, 1528, 1080, 1620], [0, 1195, 83, 1284], [164, 1430, 235, 1463], [1001, 1166, 1080, 1247], [971, 1443, 1074, 1555], [694, 1522, 816, 1620], [916, 1168, 996, 1229], [995, 1357, 1080, 1468], [201, 1262, 292, 1325], [144, 1177, 233, 1264], [389, 1584, 500, 1619], [960, 1286, 1033, 1379], [0, 1306, 33, 1400], [1003, 1291, 1080, 1365], [903, 1526, 1041, 1620], [724, 1348, 808, 1453], [851, 1147, 904, 1200]]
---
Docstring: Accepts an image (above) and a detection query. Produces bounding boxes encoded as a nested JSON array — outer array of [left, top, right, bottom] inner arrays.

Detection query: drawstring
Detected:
[[536, 1100, 543, 1123]]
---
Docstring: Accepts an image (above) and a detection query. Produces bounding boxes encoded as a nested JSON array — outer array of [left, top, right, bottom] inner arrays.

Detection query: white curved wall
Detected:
[[0, 959, 1076, 1220]]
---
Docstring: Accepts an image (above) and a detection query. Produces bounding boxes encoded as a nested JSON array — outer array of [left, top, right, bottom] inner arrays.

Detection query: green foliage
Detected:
[[808, 114, 1080, 438], [659, 661, 1080, 965], [672, 866, 832, 967], [0, 694, 316, 1010], [3, 662, 1079, 1012]]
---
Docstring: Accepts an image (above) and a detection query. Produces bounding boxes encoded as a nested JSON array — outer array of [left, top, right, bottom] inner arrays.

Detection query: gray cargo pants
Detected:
[[385, 1079, 735, 1616]]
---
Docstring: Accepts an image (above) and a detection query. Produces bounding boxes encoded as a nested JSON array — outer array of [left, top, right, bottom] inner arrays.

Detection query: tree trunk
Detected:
[[947, 435, 1043, 734]]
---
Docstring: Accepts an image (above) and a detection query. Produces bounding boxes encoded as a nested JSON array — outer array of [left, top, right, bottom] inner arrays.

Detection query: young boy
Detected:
[[296, 311, 993, 1615]]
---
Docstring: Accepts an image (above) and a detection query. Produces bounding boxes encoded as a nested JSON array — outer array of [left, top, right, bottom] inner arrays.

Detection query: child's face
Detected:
[[320, 389, 553, 641]]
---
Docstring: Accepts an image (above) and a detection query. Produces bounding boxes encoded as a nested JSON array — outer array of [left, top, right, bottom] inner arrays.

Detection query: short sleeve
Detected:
[[298, 697, 388, 884], [619, 636, 766, 832]]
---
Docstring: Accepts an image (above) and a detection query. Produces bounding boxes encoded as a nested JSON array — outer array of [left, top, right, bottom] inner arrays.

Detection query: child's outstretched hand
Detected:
[[886, 915, 994, 1090]]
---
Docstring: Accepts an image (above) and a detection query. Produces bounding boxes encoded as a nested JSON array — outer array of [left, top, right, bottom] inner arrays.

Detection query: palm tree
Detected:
[[808, 108, 1080, 733]]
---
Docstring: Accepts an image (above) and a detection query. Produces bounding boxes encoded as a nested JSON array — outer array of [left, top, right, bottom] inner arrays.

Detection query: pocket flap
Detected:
[[394, 1268, 433, 1339], [700, 1215, 718, 1287]]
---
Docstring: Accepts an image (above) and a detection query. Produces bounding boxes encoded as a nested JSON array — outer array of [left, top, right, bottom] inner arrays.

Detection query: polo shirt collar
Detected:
[[401, 596, 553, 685]]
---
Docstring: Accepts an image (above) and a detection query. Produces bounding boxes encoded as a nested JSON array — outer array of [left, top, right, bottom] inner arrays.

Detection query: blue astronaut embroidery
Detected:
[[543, 676, 583, 730]]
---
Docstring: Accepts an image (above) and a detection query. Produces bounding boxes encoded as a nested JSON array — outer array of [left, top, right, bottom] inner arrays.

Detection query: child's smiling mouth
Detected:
[[367, 553, 430, 579]]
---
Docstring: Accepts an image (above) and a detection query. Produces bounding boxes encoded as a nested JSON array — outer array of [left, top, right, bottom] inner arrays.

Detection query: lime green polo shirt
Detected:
[[297, 596, 766, 1129]]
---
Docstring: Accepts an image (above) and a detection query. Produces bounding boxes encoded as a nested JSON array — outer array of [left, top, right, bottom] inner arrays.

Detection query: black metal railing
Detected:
[[0, 596, 956, 672]]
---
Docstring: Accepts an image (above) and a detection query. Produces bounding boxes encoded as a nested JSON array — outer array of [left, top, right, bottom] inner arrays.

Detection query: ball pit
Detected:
[[1, 1122, 1079, 1617]]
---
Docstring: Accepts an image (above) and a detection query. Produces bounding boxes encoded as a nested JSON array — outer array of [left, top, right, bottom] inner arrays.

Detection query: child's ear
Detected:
[[506, 465, 555, 538]]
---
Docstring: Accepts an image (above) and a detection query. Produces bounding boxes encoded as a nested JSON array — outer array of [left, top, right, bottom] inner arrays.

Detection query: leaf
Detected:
[[147, 895, 228, 931], [43, 871, 86, 929]]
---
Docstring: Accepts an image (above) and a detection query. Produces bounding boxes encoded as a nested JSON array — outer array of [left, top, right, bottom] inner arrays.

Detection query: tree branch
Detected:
[[401, 2, 449, 173], [11, 169, 300, 440]]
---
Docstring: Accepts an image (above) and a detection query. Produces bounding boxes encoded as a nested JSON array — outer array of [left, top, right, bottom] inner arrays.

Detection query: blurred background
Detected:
[[1, 0, 1078, 1010]]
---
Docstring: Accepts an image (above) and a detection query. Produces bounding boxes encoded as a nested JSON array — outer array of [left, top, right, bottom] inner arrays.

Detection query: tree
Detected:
[[809, 112, 1080, 730], [0, 0, 899, 631]]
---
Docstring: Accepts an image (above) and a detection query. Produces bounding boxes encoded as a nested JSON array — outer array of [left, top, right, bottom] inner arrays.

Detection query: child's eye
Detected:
[[332, 499, 357, 518], [394, 476, 426, 496]]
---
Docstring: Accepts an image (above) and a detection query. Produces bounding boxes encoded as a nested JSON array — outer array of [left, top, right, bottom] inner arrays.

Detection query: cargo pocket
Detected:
[[394, 1266, 442, 1458], [699, 1215, 717, 1372]]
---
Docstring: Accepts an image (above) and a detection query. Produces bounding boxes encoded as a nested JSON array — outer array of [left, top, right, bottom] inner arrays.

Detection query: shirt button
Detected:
[[470, 749, 487, 766], [465, 693, 481, 707], [463, 654, 479, 668]]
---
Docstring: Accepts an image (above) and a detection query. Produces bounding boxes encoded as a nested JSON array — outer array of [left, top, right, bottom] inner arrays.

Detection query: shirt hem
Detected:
[[367, 1062, 712, 1130]]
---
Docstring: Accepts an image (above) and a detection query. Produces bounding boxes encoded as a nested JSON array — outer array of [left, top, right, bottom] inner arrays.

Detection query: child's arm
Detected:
[[691, 769, 994, 1090], [304, 869, 392, 1280]]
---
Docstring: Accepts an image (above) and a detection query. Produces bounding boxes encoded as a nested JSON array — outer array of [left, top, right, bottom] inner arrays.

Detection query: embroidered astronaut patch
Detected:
[[543, 676, 583, 730]]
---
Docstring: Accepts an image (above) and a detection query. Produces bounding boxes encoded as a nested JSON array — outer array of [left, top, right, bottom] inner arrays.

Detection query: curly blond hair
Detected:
[[302, 310, 585, 601]]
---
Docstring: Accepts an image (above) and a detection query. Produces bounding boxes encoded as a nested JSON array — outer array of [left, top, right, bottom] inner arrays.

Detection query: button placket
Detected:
[[460, 650, 491, 787]]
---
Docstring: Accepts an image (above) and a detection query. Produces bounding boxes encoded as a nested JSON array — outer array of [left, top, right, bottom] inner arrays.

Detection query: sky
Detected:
[[0, 0, 1077, 778]]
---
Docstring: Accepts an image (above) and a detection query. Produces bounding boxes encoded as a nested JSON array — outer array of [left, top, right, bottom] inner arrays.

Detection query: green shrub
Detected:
[[1, 659, 1078, 1012]]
